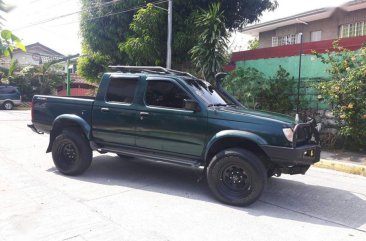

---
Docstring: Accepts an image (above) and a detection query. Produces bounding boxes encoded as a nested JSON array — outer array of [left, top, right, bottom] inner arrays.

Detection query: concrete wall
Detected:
[[235, 54, 328, 79], [235, 54, 330, 109]]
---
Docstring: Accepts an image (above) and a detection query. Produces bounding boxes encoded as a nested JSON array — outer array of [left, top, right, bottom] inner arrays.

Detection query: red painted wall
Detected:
[[57, 88, 93, 96], [230, 36, 366, 63]]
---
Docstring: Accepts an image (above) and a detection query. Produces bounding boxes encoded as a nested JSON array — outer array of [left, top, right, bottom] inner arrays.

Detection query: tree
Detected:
[[77, 44, 110, 83], [190, 3, 229, 82], [0, 30, 26, 85], [175, 0, 278, 30], [78, 0, 278, 81], [224, 66, 294, 113], [0, 59, 17, 84], [258, 66, 294, 113], [314, 42, 366, 148], [10, 63, 65, 100], [0, 30, 26, 58], [224, 67, 270, 108], [79, 0, 143, 63], [119, 3, 166, 66], [248, 38, 259, 50]]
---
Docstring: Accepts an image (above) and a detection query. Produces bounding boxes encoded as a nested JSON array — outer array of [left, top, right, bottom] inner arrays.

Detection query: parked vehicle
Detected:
[[0, 85, 21, 110], [28, 66, 321, 206]]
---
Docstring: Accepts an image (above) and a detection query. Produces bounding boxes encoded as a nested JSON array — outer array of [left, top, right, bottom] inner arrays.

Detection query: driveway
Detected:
[[0, 110, 365, 241]]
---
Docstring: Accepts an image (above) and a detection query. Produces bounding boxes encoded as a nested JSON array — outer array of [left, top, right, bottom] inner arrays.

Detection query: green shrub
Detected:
[[314, 41, 366, 148], [224, 66, 294, 113]]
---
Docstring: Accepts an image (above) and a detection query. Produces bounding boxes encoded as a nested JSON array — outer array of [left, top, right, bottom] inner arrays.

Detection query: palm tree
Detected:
[[190, 3, 229, 83]]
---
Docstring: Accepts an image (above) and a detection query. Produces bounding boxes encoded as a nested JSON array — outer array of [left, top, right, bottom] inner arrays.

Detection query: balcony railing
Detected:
[[230, 36, 366, 63]]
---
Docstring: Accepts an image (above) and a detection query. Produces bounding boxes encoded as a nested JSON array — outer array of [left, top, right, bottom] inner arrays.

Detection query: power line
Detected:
[[12, 0, 129, 31], [83, 0, 168, 22], [54, 1, 167, 28], [14, 0, 168, 30]]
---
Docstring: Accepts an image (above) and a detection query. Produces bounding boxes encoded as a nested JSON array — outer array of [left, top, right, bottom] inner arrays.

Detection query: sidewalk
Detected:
[[315, 150, 366, 177]]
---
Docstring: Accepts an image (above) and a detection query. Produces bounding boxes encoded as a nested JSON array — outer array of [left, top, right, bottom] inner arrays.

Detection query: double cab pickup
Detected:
[[28, 66, 321, 206]]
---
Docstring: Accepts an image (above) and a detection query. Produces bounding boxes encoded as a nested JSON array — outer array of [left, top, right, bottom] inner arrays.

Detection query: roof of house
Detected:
[[13, 42, 64, 57], [242, 0, 366, 35]]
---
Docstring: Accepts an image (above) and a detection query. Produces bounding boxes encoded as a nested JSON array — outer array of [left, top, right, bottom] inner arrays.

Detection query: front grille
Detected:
[[292, 122, 318, 148], [296, 125, 312, 143]]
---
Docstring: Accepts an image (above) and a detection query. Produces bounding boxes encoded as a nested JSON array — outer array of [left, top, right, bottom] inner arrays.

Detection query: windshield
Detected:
[[184, 78, 234, 106]]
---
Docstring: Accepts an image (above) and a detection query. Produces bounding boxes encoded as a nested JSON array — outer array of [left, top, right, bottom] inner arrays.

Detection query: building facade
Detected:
[[0, 42, 65, 68], [244, 0, 366, 48]]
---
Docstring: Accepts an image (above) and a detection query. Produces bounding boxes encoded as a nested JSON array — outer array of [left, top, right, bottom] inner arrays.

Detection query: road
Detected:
[[0, 110, 365, 241]]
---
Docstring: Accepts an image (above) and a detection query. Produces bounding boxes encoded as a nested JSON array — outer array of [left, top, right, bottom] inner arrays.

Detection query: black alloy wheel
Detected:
[[207, 148, 267, 206], [52, 129, 92, 175]]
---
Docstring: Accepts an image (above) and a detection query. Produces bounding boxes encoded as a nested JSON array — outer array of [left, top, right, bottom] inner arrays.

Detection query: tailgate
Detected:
[[32, 95, 94, 134]]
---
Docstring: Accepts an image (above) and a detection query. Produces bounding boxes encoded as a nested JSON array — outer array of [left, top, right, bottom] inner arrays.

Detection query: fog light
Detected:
[[304, 149, 315, 157]]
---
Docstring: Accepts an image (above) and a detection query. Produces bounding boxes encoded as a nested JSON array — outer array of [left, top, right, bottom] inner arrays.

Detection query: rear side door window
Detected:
[[145, 80, 190, 109], [0, 86, 17, 94], [106, 78, 138, 104]]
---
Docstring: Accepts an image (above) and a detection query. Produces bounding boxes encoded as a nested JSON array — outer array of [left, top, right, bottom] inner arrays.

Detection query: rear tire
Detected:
[[3, 101, 14, 110], [207, 148, 267, 206], [52, 129, 92, 175]]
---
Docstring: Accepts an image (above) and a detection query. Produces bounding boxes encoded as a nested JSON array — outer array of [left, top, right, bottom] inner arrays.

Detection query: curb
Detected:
[[314, 159, 366, 177]]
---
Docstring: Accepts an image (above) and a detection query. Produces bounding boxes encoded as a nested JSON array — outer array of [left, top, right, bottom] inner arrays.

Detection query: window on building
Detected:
[[356, 22, 363, 36], [272, 34, 298, 47], [106, 78, 138, 103], [272, 37, 278, 47], [340, 21, 366, 38], [311, 31, 322, 42]]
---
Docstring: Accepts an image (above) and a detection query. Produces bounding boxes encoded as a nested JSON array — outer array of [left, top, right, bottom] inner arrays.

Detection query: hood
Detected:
[[208, 106, 295, 126]]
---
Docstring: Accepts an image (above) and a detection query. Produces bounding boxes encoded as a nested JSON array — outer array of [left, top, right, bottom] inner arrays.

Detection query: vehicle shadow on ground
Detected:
[[49, 154, 366, 231]]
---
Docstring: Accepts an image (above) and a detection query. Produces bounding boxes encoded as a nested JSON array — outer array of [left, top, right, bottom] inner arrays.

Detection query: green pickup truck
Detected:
[[28, 66, 321, 206]]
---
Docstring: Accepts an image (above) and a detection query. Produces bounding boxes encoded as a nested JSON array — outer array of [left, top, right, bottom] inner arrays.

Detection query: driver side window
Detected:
[[145, 80, 190, 109]]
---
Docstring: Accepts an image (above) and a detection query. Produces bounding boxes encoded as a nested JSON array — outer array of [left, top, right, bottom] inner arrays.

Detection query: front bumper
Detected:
[[261, 144, 321, 166], [27, 123, 44, 134]]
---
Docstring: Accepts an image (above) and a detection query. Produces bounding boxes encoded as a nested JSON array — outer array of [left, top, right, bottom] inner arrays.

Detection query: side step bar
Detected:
[[98, 146, 202, 168]]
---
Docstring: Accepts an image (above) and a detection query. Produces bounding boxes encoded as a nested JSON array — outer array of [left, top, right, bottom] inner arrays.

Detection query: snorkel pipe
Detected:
[[215, 72, 243, 107]]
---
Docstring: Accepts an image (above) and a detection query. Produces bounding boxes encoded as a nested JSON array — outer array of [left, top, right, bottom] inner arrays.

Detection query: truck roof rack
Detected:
[[108, 65, 196, 78]]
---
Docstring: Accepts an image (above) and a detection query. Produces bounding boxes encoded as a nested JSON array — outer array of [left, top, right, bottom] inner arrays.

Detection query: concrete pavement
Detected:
[[0, 110, 365, 241]]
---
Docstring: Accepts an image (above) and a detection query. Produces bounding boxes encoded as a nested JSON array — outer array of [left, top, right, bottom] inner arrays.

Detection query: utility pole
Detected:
[[67, 58, 71, 96], [295, 33, 303, 124], [166, 0, 172, 69], [296, 33, 303, 114]]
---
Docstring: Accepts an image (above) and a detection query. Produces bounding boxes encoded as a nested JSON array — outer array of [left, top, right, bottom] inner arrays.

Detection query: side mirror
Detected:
[[184, 99, 200, 112]]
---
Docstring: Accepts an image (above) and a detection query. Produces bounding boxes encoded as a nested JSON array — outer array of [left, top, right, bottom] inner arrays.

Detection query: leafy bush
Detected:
[[224, 66, 294, 113], [224, 67, 269, 108], [314, 41, 366, 148], [259, 66, 294, 113], [9, 65, 64, 101]]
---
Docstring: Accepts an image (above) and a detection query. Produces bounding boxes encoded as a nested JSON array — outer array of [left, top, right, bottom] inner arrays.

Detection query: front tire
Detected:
[[52, 129, 92, 175], [207, 148, 267, 206], [3, 101, 14, 110]]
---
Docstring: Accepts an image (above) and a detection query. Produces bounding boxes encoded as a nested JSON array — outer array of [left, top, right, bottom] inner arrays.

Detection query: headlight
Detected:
[[282, 128, 294, 142]]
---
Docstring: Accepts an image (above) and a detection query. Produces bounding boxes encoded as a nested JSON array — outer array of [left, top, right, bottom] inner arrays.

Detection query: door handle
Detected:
[[140, 112, 149, 116], [101, 107, 110, 112], [140, 111, 149, 120]]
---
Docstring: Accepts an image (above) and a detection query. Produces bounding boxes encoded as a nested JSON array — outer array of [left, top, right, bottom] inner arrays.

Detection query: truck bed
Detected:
[[32, 95, 95, 134]]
